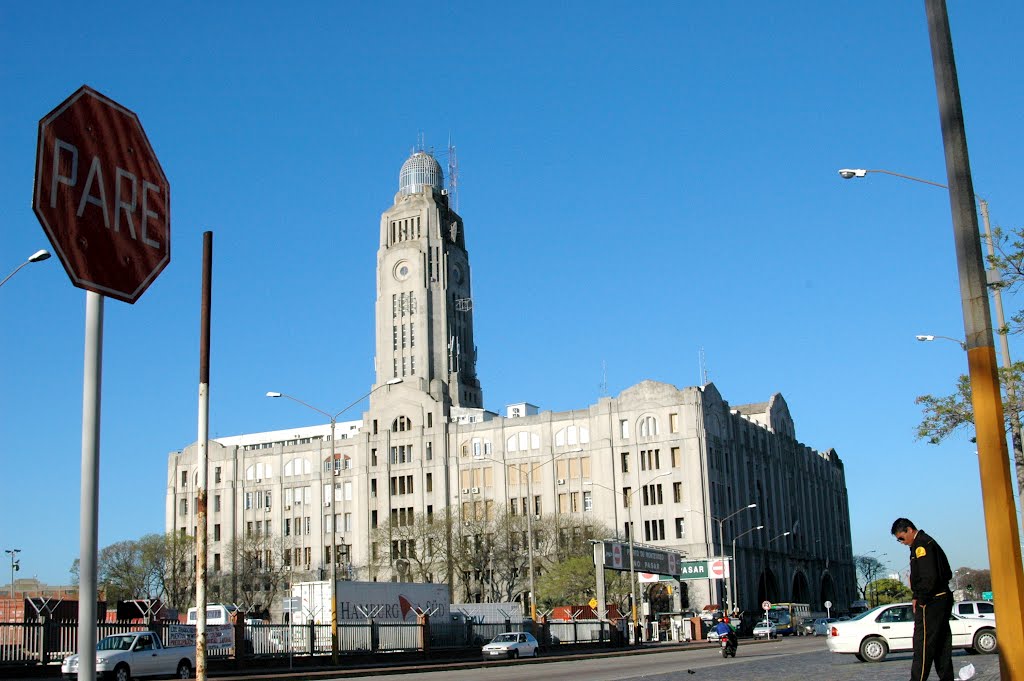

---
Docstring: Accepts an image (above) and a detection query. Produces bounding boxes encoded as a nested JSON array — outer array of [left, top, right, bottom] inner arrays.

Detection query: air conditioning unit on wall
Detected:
[[471, 487, 480, 494], [557, 479, 566, 485], [461, 488, 470, 494]]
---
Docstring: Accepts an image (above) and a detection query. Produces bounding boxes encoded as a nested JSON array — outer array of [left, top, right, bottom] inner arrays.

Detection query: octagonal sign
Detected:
[[33, 85, 170, 303]]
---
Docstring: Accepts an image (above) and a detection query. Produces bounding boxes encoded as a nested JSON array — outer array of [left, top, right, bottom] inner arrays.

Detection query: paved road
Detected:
[[9, 637, 1000, 681], [322, 637, 1001, 681]]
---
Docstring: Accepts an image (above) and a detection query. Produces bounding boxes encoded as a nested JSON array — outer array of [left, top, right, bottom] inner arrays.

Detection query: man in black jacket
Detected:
[[891, 518, 954, 681]]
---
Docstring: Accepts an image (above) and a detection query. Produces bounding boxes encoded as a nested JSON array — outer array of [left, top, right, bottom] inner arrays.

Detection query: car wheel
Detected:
[[533, 647, 539, 658], [511, 649, 519, 659], [177, 660, 193, 679], [114, 663, 132, 681], [859, 637, 888, 663], [973, 629, 997, 655], [855, 653, 865, 662]]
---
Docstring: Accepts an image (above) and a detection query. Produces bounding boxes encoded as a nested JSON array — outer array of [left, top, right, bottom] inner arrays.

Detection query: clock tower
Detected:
[[370, 149, 482, 413]]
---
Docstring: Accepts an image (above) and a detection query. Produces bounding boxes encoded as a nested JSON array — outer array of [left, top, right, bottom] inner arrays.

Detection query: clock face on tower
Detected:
[[394, 260, 411, 282], [452, 263, 464, 285]]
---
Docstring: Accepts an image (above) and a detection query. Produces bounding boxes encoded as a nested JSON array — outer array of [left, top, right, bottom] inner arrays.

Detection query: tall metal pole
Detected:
[[526, 469, 537, 621], [730, 525, 763, 612], [925, 2, 1024, 677], [196, 232, 213, 681], [6, 549, 19, 599], [329, 416, 338, 664], [979, 199, 1024, 520], [77, 291, 103, 681], [627, 501, 637, 640]]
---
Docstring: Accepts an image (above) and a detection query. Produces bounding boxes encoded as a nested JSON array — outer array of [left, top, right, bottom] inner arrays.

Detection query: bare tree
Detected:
[[224, 532, 288, 615]]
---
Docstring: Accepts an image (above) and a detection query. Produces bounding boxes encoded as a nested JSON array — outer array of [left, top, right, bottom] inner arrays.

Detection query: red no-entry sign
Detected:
[[32, 85, 170, 303]]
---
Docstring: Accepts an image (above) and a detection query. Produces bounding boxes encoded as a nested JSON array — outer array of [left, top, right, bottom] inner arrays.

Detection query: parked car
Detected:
[[826, 602, 997, 663], [482, 632, 539, 659], [813, 617, 838, 636], [752, 620, 778, 639], [61, 631, 195, 681], [953, 600, 995, 622]]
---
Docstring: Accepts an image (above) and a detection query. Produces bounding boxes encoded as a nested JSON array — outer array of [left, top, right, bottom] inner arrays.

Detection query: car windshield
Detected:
[[492, 634, 518, 643], [97, 635, 136, 651]]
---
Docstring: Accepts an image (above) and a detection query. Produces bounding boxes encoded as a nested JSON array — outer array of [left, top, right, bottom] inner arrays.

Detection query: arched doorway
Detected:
[[756, 568, 779, 606], [820, 572, 837, 611], [791, 570, 811, 604]]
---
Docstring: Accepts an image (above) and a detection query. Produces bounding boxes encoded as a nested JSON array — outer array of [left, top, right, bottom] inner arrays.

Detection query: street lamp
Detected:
[[585, 470, 671, 641], [865, 550, 887, 607], [730, 525, 764, 612], [769, 531, 791, 545], [5, 549, 20, 599], [0, 250, 50, 289], [916, 334, 967, 351], [266, 376, 403, 664], [841, 167, 1024, 534], [712, 503, 757, 612]]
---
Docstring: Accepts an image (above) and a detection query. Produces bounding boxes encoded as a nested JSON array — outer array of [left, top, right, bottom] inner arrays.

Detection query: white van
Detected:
[[186, 604, 238, 626]]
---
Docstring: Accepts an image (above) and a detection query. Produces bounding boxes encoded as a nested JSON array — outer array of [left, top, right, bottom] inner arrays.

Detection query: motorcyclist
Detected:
[[713, 616, 738, 650]]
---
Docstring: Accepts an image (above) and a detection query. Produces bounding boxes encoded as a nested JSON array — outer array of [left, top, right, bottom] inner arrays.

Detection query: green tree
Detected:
[[915, 224, 1024, 510], [868, 577, 912, 605], [535, 556, 632, 612], [854, 554, 886, 603]]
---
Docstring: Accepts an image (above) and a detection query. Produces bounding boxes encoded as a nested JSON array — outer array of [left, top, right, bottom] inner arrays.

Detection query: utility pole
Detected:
[[925, 2, 1024, 677]]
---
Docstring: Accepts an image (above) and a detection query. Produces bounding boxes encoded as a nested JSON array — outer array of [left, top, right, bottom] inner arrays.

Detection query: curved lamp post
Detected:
[[266, 377, 402, 664], [713, 503, 757, 612], [0, 250, 50, 289], [586, 471, 670, 641], [916, 334, 967, 351], [730, 525, 763, 612]]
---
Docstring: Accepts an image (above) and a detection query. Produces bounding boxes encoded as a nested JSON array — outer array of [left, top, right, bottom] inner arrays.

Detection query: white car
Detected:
[[482, 632, 539, 659], [953, 600, 995, 622], [752, 621, 778, 639], [826, 602, 997, 662]]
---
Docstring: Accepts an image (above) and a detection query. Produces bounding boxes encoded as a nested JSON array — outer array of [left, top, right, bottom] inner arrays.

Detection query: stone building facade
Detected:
[[167, 149, 855, 617]]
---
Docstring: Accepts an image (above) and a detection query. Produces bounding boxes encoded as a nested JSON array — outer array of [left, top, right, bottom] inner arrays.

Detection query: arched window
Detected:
[[284, 457, 310, 477], [555, 425, 590, 447], [506, 432, 540, 452], [245, 463, 273, 480], [392, 415, 413, 432], [638, 415, 659, 438]]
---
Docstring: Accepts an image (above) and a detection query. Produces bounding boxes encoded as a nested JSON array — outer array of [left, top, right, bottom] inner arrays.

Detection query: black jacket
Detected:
[[908, 529, 952, 604]]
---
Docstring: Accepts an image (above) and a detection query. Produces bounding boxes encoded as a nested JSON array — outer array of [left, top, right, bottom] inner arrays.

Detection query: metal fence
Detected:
[[0, 617, 614, 666]]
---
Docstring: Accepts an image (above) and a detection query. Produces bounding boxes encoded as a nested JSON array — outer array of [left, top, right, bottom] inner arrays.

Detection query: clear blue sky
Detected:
[[2, 2, 1022, 588]]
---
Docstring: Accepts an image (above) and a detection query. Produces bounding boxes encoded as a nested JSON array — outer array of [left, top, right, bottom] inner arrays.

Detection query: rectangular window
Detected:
[[623, 487, 632, 508], [215, 467, 221, 483], [673, 482, 682, 504], [181, 471, 187, 488], [621, 452, 629, 473], [371, 478, 378, 497], [244, 492, 252, 510], [671, 446, 680, 468], [285, 518, 291, 537], [570, 492, 579, 513], [344, 512, 352, 531], [371, 510, 378, 529], [371, 448, 378, 466], [583, 490, 593, 512], [675, 517, 685, 539], [427, 412, 432, 428], [214, 524, 221, 541], [214, 554, 221, 572], [344, 481, 353, 501], [558, 493, 568, 513], [324, 514, 332, 533], [214, 495, 221, 512], [581, 456, 591, 480], [620, 419, 629, 439], [670, 413, 679, 433], [426, 441, 433, 460], [426, 473, 433, 492]]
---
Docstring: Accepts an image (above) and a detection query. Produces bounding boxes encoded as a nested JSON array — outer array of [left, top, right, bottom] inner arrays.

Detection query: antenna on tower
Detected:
[[447, 134, 459, 212], [415, 131, 426, 153], [599, 360, 608, 397], [699, 347, 709, 386]]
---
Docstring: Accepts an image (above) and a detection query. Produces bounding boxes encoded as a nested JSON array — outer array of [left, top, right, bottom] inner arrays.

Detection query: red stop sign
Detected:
[[33, 86, 170, 303]]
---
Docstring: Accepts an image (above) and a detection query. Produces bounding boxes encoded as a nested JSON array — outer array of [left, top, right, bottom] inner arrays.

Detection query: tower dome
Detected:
[[399, 151, 444, 196]]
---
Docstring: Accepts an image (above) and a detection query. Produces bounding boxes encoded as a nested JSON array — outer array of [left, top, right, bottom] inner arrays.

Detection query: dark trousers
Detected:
[[911, 592, 953, 681]]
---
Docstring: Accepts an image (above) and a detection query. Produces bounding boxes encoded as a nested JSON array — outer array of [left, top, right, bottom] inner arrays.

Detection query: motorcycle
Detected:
[[720, 633, 737, 658]]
